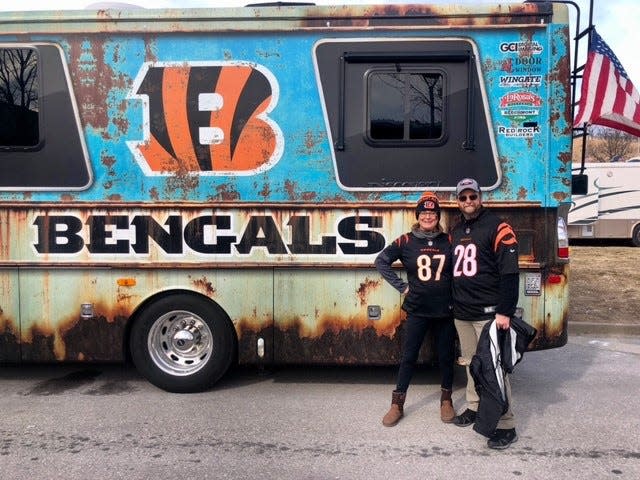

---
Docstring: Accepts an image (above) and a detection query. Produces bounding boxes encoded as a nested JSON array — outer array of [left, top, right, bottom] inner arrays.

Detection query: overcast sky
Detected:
[[1, 0, 639, 86]]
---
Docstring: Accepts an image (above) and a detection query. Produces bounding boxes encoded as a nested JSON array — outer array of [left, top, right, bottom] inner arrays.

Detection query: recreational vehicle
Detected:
[[0, 2, 573, 391], [569, 162, 640, 246]]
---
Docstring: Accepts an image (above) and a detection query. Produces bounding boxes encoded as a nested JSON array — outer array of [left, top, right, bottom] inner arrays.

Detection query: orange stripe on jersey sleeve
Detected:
[[394, 233, 410, 247], [494, 223, 518, 251]]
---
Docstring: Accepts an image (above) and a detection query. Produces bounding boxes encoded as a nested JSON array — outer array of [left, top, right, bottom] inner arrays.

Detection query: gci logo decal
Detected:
[[128, 62, 284, 175], [499, 41, 543, 55]]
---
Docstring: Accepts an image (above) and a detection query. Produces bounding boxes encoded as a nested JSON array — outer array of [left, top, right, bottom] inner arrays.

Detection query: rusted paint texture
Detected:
[[19, 315, 128, 363], [236, 314, 438, 366], [356, 277, 382, 307], [190, 275, 216, 297], [4, 259, 565, 367], [273, 323, 403, 365], [61, 314, 128, 362], [0, 3, 554, 35], [67, 34, 128, 134], [1, 203, 567, 358], [0, 3, 573, 376], [526, 263, 570, 350], [0, 316, 20, 362], [298, 3, 553, 28]]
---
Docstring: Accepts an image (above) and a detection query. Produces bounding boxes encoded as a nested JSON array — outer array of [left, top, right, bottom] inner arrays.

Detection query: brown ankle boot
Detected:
[[440, 388, 455, 423], [382, 390, 406, 427]]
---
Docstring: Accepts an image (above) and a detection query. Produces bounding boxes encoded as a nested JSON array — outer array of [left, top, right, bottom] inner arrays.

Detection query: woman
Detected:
[[375, 192, 456, 426]]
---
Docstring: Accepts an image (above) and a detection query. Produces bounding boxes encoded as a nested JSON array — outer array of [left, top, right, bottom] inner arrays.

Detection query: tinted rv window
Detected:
[[368, 71, 443, 142], [314, 39, 499, 191], [0, 43, 92, 190], [0, 48, 40, 148]]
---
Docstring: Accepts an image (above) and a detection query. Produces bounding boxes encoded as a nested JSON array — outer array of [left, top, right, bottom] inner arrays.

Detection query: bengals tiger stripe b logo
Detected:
[[128, 62, 283, 175]]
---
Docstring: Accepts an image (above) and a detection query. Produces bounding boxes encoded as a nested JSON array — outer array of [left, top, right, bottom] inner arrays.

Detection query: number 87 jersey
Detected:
[[375, 230, 453, 318]]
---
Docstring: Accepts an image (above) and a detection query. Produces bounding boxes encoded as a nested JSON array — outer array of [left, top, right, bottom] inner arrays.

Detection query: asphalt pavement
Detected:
[[1, 333, 639, 479]]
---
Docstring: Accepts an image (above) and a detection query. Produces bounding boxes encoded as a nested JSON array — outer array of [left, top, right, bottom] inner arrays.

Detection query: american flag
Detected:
[[574, 29, 640, 137]]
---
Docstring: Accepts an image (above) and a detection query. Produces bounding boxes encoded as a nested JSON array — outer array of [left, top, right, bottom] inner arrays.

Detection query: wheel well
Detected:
[[123, 289, 238, 364], [631, 222, 640, 246]]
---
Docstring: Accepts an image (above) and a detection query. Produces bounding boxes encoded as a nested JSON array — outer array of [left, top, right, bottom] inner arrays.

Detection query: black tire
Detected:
[[632, 224, 640, 247], [129, 294, 235, 393]]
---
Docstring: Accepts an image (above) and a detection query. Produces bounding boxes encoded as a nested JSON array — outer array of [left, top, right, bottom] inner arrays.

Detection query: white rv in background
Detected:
[[569, 162, 640, 246]]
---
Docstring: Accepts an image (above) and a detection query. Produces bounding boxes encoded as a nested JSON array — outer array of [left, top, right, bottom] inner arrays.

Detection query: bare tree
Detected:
[[588, 126, 635, 162], [410, 73, 443, 136], [0, 48, 39, 146], [370, 71, 444, 140], [0, 48, 38, 111]]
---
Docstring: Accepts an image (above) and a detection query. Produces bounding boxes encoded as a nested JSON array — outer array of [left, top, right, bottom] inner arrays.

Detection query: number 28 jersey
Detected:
[[450, 207, 519, 320], [375, 229, 453, 318]]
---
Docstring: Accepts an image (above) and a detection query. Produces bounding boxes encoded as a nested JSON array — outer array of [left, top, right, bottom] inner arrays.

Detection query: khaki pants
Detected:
[[454, 318, 515, 430]]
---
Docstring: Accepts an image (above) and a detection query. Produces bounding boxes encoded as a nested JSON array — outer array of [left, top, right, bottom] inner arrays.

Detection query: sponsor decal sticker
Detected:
[[525, 272, 542, 296], [499, 91, 542, 121], [499, 75, 542, 87], [499, 41, 543, 55], [497, 125, 541, 138], [501, 57, 543, 75]]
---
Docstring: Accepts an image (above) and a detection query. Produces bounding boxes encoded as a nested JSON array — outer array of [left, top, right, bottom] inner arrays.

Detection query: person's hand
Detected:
[[495, 313, 511, 330], [403, 286, 409, 295]]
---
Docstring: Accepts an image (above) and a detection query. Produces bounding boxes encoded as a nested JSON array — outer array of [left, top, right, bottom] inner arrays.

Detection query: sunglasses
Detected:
[[458, 194, 479, 202]]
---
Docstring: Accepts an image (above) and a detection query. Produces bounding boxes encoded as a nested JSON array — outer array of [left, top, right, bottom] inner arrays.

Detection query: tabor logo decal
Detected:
[[128, 62, 284, 175]]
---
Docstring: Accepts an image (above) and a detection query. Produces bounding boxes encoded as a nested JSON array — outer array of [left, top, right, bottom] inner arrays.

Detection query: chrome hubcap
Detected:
[[148, 310, 213, 376]]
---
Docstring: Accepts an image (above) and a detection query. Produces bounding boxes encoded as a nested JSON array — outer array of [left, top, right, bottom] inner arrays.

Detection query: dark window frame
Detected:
[[313, 38, 500, 191], [364, 67, 446, 146], [0, 42, 93, 191]]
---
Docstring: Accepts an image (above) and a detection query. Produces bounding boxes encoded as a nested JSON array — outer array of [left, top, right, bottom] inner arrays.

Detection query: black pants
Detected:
[[395, 314, 456, 392]]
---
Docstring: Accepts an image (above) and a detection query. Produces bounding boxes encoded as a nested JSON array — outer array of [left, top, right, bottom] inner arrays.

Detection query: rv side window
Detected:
[[0, 47, 40, 148], [368, 71, 444, 143], [314, 39, 499, 191], [0, 43, 92, 190]]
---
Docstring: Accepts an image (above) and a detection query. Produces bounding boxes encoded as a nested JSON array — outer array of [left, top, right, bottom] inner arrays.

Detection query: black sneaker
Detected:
[[452, 408, 476, 427], [487, 428, 518, 450]]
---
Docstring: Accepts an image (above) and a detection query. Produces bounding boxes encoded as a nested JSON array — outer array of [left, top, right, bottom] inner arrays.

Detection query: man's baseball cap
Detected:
[[456, 178, 481, 196]]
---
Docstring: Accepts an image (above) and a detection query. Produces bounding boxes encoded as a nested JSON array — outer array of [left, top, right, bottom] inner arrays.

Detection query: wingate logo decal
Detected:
[[127, 62, 284, 175]]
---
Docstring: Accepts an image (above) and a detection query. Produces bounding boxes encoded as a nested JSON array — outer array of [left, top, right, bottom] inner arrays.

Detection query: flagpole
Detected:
[[528, 0, 593, 121], [528, 0, 595, 183]]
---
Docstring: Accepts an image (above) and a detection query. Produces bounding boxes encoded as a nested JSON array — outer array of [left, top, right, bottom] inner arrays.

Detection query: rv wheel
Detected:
[[632, 225, 640, 247], [130, 294, 235, 393]]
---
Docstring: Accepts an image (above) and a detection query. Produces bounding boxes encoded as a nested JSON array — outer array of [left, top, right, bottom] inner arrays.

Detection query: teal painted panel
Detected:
[[0, 17, 571, 206]]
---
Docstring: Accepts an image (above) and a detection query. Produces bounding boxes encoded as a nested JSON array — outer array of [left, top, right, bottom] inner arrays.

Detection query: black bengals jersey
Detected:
[[375, 229, 453, 318], [450, 207, 519, 321]]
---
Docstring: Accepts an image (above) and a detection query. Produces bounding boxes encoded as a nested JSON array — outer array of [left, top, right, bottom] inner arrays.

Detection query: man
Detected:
[[449, 178, 520, 450]]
